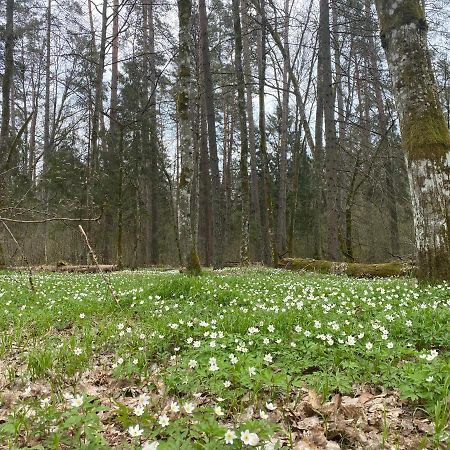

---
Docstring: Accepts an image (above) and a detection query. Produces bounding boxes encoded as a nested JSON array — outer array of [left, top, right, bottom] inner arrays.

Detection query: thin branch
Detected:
[[78, 225, 119, 304]]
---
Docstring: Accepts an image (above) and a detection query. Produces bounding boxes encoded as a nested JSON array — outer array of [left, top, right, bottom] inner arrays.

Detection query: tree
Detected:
[[232, 0, 250, 265], [0, 0, 15, 175], [276, 0, 290, 257], [375, 0, 450, 280], [257, 0, 278, 267], [242, 0, 263, 261], [319, 0, 340, 261], [0, 0, 15, 267], [141, 0, 161, 265], [177, 0, 201, 274], [198, 0, 224, 269]]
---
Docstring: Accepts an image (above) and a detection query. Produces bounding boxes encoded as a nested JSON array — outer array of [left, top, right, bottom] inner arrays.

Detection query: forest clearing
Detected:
[[1, 0, 450, 447], [0, 269, 449, 449]]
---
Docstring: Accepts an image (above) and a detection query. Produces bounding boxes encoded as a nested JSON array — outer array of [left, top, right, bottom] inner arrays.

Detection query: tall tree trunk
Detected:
[[198, 97, 212, 265], [242, 0, 263, 261], [198, 0, 224, 268], [43, 0, 51, 170], [116, 127, 124, 268], [232, 0, 250, 265], [331, 1, 346, 246], [142, 0, 160, 265], [287, 111, 303, 256], [365, 0, 400, 258], [0, 0, 14, 267], [375, 0, 450, 280], [0, 0, 14, 169], [110, 0, 119, 130], [148, 0, 159, 265], [28, 86, 38, 183], [42, 0, 52, 264], [222, 100, 233, 253], [103, 0, 120, 264], [91, 0, 108, 175], [320, 0, 340, 261], [177, 0, 201, 274], [257, 0, 278, 266], [313, 37, 324, 259], [276, 0, 289, 257]]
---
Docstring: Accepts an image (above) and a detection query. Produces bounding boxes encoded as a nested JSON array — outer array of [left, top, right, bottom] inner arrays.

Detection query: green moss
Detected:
[[402, 107, 450, 160], [176, 92, 189, 119], [187, 248, 202, 276], [179, 166, 191, 189], [178, 64, 190, 79], [378, 0, 425, 35]]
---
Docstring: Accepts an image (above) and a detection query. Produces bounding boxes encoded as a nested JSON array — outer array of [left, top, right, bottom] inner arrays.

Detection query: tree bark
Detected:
[[313, 39, 324, 259], [365, 0, 400, 258], [0, 0, 14, 173], [375, 0, 450, 280], [232, 0, 251, 265], [142, 0, 160, 265], [177, 0, 201, 274], [320, 0, 340, 261], [0, 0, 14, 267], [43, 0, 52, 173], [91, 0, 108, 175], [276, 0, 290, 256], [198, 97, 212, 266], [198, 0, 224, 268], [257, 0, 278, 267], [103, 0, 120, 264], [242, 0, 263, 261]]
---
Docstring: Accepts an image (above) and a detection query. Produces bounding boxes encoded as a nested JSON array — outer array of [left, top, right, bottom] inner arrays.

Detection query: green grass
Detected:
[[0, 268, 449, 449]]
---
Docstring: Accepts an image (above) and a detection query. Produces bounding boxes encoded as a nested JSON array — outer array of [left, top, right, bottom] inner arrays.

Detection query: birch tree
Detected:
[[375, 0, 450, 279]]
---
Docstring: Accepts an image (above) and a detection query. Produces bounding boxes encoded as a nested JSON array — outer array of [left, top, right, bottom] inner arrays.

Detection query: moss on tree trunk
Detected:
[[375, 0, 450, 280]]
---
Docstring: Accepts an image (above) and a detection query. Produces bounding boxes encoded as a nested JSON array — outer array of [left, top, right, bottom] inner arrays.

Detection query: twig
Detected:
[[1, 220, 35, 291], [78, 225, 119, 304]]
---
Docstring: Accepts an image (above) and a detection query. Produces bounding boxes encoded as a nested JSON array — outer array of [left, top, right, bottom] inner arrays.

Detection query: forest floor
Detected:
[[0, 268, 449, 449]]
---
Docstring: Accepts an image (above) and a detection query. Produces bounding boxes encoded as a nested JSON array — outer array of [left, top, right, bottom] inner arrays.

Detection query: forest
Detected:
[[0, 0, 448, 279], [0, 0, 450, 448]]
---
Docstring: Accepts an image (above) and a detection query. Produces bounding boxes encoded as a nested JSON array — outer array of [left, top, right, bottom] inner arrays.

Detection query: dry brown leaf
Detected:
[[325, 441, 341, 450], [293, 438, 322, 450], [307, 389, 323, 410], [295, 415, 322, 430], [413, 418, 434, 434]]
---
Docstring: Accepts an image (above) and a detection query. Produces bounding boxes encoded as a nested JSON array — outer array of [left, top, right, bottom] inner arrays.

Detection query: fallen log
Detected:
[[280, 258, 414, 278], [6, 264, 118, 273], [56, 264, 118, 273]]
